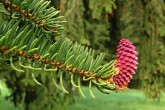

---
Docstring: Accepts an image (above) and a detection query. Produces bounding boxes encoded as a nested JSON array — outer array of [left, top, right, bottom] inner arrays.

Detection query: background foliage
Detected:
[[0, 0, 165, 110]]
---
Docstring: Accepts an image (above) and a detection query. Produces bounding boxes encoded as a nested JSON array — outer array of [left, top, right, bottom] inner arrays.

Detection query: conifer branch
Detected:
[[0, 20, 118, 96], [0, 0, 64, 37], [0, 0, 138, 97]]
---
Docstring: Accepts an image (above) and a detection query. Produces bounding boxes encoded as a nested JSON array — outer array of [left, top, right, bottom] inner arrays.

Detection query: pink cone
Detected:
[[113, 38, 138, 88]]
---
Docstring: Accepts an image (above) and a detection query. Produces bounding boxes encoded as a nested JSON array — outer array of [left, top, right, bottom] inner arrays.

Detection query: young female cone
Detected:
[[113, 38, 138, 90]]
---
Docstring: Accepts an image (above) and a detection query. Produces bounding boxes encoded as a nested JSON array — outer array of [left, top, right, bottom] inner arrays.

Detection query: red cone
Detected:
[[113, 38, 138, 88]]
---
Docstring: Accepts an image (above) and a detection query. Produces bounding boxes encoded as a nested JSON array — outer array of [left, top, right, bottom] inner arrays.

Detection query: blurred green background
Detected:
[[0, 82, 165, 110], [0, 0, 165, 110]]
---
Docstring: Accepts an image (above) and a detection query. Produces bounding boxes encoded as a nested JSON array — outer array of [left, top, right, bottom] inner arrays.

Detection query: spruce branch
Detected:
[[0, 20, 118, 96], [0, 0, 138, 97], [0, 19, 138, 96], [0, 0, 65, 38]]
